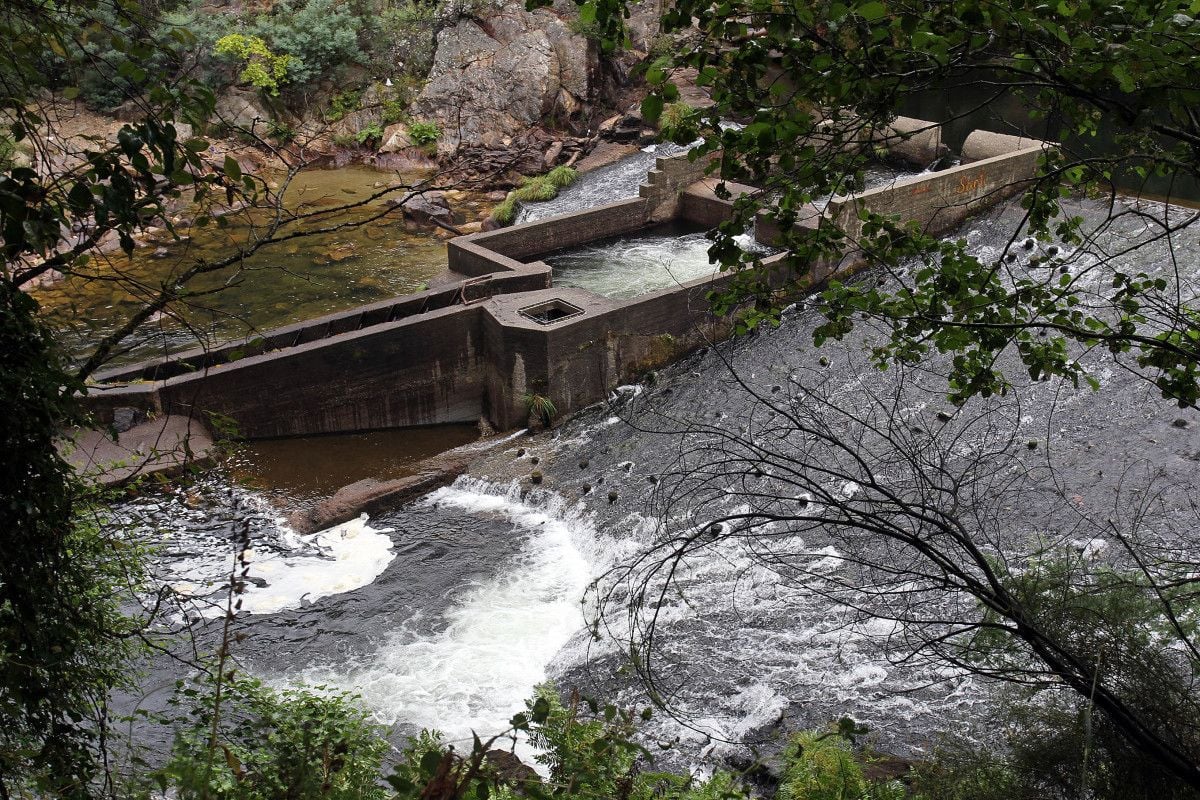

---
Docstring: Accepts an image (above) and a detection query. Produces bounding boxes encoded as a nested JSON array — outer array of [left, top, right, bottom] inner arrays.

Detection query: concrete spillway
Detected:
[[80, 125, 1046, 479]]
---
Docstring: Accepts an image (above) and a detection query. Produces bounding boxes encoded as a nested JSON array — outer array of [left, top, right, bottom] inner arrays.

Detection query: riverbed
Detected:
[[32, 165, 463, 366]]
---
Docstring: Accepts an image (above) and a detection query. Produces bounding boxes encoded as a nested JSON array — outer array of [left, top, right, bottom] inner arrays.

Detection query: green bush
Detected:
[[522, 685, 749, 800], [408, 120, 440, 146], [50, 2, 189, 111], [545, 165, 578, 188], [512, 176, 558, 202], [325, 89, 361, 123], [382, 97, 406, 125], [246, 0, 363, 88], [658, 101, 699, 144], [777, 732, 868, 800], [267, 119, 297, 143], [356, 122, 384, 145], [213, 33, 291, 94], [156, 674, 389, 800], [490, 194, 518, 225], [523, 392, 558, 425]]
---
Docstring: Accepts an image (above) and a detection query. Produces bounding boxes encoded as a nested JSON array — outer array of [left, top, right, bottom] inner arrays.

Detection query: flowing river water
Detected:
[[96, 149, 1200, 772]]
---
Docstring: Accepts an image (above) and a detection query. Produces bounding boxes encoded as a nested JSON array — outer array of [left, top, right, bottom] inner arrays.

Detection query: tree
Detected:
[[587, 304, 1200, 795], [533, 0, 1200, 788], [574, 0, 1200, 408], [0, 1, 466, 794]]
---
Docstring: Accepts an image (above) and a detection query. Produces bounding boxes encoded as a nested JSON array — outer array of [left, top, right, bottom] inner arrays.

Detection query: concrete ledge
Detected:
[[77, 135, 1054, 444], [64, 413, 214, 486], [681, 178, 760, 227], [452, 197, 653, 264], [876, 116, 950, 167], [827, 144, 1049, 240]]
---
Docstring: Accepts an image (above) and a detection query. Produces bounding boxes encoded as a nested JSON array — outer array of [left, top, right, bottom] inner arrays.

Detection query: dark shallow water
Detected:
[[231, 424, 480, 508]]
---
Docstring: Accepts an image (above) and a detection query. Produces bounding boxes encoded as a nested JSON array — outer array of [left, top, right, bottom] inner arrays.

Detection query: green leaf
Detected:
[[223, 155, 242, 182], [856, 1, 887, 21], [641, 94, 664, 124], [531, 696, 551, 723], [420, 749, 443, 777]]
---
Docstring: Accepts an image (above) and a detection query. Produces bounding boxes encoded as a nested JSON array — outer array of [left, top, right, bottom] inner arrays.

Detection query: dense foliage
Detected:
[[0, 282, 144, 798]]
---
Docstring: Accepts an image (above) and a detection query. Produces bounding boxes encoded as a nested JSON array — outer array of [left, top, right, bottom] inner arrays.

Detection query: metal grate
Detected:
[[518, 299, 584, 325]]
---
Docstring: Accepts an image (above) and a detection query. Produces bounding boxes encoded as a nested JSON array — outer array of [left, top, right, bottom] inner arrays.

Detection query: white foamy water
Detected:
[[165, 515, 396, 619], [234, 516, 395, 616], [548, 230, 775, 299], [140, 489, 396, 620], [295, 479, 595, 741]]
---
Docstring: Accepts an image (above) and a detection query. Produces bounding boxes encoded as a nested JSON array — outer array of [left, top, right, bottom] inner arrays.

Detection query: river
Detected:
[[107, 144, 1200, 774], [32, 165, 463, 366]]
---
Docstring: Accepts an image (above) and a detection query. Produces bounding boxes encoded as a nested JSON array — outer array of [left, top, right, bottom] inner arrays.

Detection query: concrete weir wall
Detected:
[[85, 126, 1048, 438]]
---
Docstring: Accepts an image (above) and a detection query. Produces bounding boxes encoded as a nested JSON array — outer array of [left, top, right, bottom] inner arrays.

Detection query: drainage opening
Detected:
[[518, 299, 584, 325]]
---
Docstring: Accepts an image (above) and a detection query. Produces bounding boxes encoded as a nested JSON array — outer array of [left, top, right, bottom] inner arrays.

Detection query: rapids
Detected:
[[116, 152, 1200, 774]]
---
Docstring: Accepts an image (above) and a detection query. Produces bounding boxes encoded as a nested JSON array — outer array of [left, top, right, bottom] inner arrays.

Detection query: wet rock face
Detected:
[[415, 1, 597, 153]]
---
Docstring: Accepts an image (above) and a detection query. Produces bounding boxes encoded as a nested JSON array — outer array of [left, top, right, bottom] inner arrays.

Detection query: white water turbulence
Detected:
[[136, 488, 396, 620], [295, 479, 596, 742], [233, 516, 396, 616], [546, 228, 773, 299]]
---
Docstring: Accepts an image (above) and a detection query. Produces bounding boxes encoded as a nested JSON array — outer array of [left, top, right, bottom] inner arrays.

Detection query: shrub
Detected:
[[382, 97, 406, 125], [545, 165, 578, 188], [777, 732, 868, 800], [523, 685, 748, 800], [512, 176, 558, 202], [523, 392, 558, 425], [213, 33, 291, 95], [408, 120, 440, 146], [156, 674, 389, 800], [267, 119, 296, 143], [658, 101, 699, 144], [356, 122, 384, 145], [325, 89, 361, 123], [246, 0, 363, 88], [490, 194, 518, 225]]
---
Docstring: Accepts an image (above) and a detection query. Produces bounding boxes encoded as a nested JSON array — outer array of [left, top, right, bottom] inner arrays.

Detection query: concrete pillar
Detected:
[[877, 116, 949, 167], [961, 130, 1045, 163]]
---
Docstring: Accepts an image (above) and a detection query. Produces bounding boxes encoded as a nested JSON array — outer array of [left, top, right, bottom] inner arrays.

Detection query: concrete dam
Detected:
[[80, 123, 1047, 456]]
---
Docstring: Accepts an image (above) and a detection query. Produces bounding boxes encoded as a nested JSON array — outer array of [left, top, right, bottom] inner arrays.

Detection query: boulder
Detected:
[[214, 89, 270, 133], [598, 107, 645, 143], [379, 122, 413, 153], [397, 191, 453, 226], [484, 750, 540, 787], [415, 0, 596, 153]]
